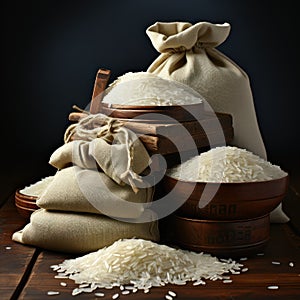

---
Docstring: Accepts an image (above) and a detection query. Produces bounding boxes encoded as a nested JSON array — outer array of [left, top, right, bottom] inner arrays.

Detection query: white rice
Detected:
[[102, 71, 204, 106], [166, 146, 287, 183], [20, 176, 54, 197], [51, 238, 244, 295]]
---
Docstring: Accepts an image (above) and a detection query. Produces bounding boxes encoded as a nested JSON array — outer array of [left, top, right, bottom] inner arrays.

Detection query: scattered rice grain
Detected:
[[47, 291, 60, 296], [54, 275, 69, 279], [5, 246, 12, 250], [193, 281, 204, 286], [272, 261, 281, 265], [289, 262, 294, 267], [267, 285, 279, 290], [112, 293, 119, 299], [94, 292, 105, 297], [239, 257, 248, 261], [168, 290, 177, 297], [50, 265, 59, 270], [165, 295, 173, 300], [223, 279, 233, 283], [122, 290, 130, 295], [60, 282, 67, 287], [72, 288, 82, 296]]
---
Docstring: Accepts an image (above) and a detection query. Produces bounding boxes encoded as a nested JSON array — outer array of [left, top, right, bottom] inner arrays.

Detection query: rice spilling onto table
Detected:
[[51, 238, 244, 295], [166, 146, 287, 183]]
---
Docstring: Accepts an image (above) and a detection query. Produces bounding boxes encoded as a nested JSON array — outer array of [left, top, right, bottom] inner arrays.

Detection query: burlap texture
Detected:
[[12, 208, 160, 254], [51, 114, 151, 193], [36, 166, 153, 219], [146, 21, 267, 159]]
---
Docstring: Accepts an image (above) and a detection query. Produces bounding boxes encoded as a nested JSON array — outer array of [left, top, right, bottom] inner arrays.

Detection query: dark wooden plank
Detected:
[[0, 194, 39, 300], [146, 127, 233, 154], [124, 112, 233, 136], [19, 224, 300, 299]]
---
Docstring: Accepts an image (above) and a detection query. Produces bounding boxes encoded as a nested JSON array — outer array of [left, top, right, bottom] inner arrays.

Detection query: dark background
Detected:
[[1, 0, 299, 201]]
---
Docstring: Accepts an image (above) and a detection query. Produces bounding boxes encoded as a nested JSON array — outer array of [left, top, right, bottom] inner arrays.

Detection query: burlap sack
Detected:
[[12, 208, 160, 254], [52, 113, 151, 193], [36, 166, 153, 219], [146, 21, 267, 159]]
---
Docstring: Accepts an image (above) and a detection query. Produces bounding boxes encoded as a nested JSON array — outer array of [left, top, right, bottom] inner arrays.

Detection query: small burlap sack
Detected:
[[36, 166, 153, 219], [12, 208, 160, 254], [52, 113, 150, 193], [146, 21, 267, 159]]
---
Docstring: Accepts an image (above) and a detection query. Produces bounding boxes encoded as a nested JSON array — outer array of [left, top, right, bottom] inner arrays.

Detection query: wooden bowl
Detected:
[[162, 175, 289, 220], [100, 103, 204, 122], [171, 214, 270, 258], [15, 189, 39, 219]]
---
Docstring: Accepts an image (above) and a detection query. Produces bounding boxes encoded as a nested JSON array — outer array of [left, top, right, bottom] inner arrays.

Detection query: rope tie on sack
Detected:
[[195, 41, 205, 48], [64, 112, 124, 143], [118, 127, 144, 194], [169, 42, 208, 54], [171, 46, 187, 53], [64, 112, 143, 193]]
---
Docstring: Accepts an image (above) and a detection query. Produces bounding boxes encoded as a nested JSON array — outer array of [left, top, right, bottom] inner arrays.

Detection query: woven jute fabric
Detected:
[[36, 166, 153, 219], [146, 21, 267, 159], [53, 113, 151, 193], [12, 208, 160, 254]]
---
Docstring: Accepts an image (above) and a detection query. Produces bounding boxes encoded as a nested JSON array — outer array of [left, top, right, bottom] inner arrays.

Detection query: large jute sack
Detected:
[[146, 21, 267, 159], [57, 113, 151, 193], [12, 209, 160, 254], [36, 166, 153, 219]]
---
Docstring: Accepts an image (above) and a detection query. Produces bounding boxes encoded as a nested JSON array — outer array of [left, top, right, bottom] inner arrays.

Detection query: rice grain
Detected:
[[47, 291, 60, 296], [166, 146, 287, 183], [94, 292, 105, 297], [267, 285, 279, 290], [52, 238, 244, 295], [168, 290, 177, 297]]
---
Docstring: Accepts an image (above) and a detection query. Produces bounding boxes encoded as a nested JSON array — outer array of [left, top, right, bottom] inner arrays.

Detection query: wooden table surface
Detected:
[[1, 193, 300, 300]]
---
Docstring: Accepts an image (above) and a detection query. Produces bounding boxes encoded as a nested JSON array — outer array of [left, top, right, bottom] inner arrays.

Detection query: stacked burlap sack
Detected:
[[12, 114, 160, 253]]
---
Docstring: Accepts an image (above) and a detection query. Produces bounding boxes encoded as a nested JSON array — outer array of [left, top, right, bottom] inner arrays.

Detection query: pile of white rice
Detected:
[[102, 71, 204, 106], [20, 175, 54, 197], [166, 146, 287, 183], [51, 238, 245, 296]]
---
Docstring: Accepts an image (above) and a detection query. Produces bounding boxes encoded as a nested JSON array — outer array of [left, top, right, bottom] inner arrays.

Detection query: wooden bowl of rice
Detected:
[[14, 176, 54, 219], [171, 213, 270, 257], [162, 174, 289, 220], [162, 146, 289, 220], [100, 71, 205, 122]]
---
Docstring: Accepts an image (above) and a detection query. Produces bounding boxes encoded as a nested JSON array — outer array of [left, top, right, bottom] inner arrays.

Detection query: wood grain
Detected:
[[2, 193, 300, 300], [0, 194, 39, 300], [18, 224, 300, 300]]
